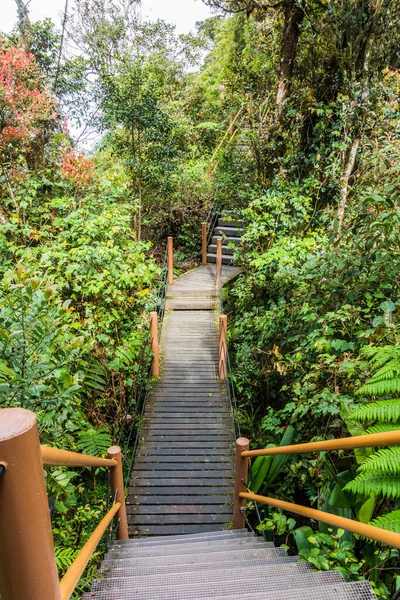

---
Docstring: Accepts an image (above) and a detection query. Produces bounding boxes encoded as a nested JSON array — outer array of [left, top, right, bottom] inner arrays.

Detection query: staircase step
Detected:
[[109, 530, 249, 546], [167, 289, 213, 297], [212, 235, 241, 246], [102, 547, 290, 569], [107, 538, 266, 558], [100, 554, 299, 577], [86, 570, 343, 599], [214, 226, 242, 237], [129, 524, 228, 536], [84, 580, 376, 600], [165, 299, 215, 310], [207, 253, 234, 265], [208, 244, 235, 255], [98, 561, 313, 585], [217, 218, 243, 228]]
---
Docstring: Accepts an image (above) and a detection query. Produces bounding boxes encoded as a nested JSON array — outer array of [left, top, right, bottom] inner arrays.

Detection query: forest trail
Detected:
[[127, 264, 240, 536]]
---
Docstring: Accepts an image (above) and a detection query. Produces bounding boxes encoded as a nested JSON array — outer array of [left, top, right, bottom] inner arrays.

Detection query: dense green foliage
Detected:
[[2, 0, 400, 595]]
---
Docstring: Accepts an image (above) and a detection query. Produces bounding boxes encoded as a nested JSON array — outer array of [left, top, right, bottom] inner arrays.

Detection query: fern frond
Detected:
[[371, 509, 400, 534], [362, 345, 400, 369], [55, 547, 77, 570], [348, 399, 400, 422], [359, 447, 400, 474], [366, 423, 400, 434], [357, 379, 400, 396], [77, 428, 111, 457], [45, 468, 76, 500], [344, 474, 400, 499]]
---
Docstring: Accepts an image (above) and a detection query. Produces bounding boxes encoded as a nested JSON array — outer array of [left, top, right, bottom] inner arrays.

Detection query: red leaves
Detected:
[[0, 47, 56, 150], [60, 148, 97, 188]]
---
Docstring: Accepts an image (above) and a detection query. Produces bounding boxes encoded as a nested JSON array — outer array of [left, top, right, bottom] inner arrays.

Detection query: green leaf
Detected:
[[292, 526, 314, 552]]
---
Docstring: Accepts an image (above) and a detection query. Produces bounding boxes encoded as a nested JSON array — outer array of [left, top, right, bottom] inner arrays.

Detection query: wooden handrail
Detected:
[[241, 429, 400, 458], [240, 492, 400, 549], [41, 445, 117, 468], [59, 502, 121, 600]]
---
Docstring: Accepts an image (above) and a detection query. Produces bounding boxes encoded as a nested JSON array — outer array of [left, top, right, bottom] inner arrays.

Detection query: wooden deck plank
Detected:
[[128, 267, 235, 536]]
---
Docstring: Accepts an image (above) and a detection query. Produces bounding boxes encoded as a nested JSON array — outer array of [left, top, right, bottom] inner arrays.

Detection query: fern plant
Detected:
[[345, 344, 400, 529], [77, 428, 112, 457]]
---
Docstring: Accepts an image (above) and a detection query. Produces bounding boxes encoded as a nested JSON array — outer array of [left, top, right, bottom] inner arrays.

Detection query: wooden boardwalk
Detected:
[[127, 265, 240, 536]]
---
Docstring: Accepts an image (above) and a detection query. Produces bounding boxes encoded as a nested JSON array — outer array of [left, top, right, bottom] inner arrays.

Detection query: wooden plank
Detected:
[[129, 524, 226, 535], [130, 478, 233, 486], [127, 495, 231, 505], [139, 441, 231, 449], [137, 451, 231, 458], [129, 486, 232, 495], [130, 514, 230, 524], [134, 462, 231, 470], [131, 470, 233, 479], [143, 418, 229, 425], [128, 504, 231, 515]]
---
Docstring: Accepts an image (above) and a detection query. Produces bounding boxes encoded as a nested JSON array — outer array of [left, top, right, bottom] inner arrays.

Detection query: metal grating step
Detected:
[[86, 570, 344, 599], [107, 538, 266, 558], [109, 529, 252, 546], [83, 581, 376, 600], [101, 550, 296, 572], [98, 561, 313, 584]]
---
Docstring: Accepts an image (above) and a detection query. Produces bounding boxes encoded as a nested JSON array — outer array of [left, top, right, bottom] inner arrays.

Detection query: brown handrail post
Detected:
[[150, 311, 159, 377], [219, 314, 227, 380], [107, 446, 129, 540], [168, 236, 173, 285], [202, 222, 207, 265], [0, 408, 61, 600], [233, 437, 250, 529], [216, 237, 222, 287]]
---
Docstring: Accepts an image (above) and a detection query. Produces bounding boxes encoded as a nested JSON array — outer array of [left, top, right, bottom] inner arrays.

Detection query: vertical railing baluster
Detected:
[[150, 311, 159, 377], [233, 437, 250, 529], [216, 237, 222, 287], [107, 446, 129, 540], [219, 314, 227, 380], [202, 222, 207, 265], [168, 236, 173, 285]]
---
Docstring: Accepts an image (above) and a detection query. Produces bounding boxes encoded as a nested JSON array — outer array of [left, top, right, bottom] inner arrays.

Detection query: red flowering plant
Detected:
[[60, 146, 98, 190], [0, 47, 56, 154]]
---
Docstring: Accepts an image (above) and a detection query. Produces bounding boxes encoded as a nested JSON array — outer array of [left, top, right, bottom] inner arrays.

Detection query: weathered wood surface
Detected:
[[127, 265, 239, 536]]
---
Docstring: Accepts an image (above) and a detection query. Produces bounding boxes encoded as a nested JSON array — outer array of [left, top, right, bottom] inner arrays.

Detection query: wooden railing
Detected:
[[0, 407, 129, 600], [233, 432, 400, 549]]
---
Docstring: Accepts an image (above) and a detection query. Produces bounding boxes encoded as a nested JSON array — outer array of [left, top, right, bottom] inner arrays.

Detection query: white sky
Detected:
[[0, 0, 213, 34]]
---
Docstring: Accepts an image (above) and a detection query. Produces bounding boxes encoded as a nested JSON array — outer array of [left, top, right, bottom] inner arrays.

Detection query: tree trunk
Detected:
[[14, 0, 32, 47], [336, 138, 360, 237], [275, 0, 304, 106]]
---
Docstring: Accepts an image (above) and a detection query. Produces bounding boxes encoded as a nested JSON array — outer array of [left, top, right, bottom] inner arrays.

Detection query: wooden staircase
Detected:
[[207, 213, 243, 265]]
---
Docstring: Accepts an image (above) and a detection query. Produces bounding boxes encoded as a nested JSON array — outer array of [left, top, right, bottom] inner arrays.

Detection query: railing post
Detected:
[[233, 437, 250, 529], [216, 237, 222, 287], [0, 408, 61, 600], [167, 236, 173, 285], [219, 314, 227, 380], [202, 222, 207, 265], [107, 446, 129, 540], [150, 311, 159, 377]]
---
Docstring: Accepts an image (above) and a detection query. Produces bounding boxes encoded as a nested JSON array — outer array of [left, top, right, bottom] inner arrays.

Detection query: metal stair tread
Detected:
[[83, 581, 376, 600], [107, 538, 265, 556], [86, 570, 344, 598], [95, 562, 316, 587]]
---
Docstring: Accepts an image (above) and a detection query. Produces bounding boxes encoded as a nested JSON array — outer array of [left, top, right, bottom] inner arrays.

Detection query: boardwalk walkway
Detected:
[[127, 264, 239, 536]]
